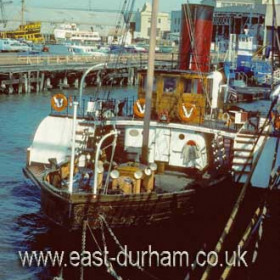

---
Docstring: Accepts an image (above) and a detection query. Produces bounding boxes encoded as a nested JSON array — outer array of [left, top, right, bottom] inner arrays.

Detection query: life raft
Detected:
[[51, 93, 68, 112], [133, 98, 145, 118], [178, 102, 196, 122]]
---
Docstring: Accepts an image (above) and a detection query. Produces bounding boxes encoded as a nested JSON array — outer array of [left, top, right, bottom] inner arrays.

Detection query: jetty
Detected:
[[0, 53, 178, 94]]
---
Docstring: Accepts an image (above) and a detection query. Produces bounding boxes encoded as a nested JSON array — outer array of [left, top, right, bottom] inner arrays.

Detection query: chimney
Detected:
[[179, 0, 215, 72]]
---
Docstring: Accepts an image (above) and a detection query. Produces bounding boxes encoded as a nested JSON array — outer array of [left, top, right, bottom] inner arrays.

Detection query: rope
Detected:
[[220, 206, 266, 280], [80, 220, 87, 280], [99, 215, 161, 280], [100, 219, 123, 280], [86, 220, 122, 280]]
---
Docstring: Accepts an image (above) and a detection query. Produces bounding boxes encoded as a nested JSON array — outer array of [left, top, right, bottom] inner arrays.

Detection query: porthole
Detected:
[[179, 134, 185, 140]]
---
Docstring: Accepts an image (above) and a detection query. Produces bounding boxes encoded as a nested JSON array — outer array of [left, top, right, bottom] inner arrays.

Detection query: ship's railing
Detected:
[[50, 96, 254, 134], [50, 95, 136, 119]]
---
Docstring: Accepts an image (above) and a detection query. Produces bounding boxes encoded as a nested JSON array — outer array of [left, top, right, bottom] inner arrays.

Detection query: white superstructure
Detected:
[[53, 23, 101, 45]]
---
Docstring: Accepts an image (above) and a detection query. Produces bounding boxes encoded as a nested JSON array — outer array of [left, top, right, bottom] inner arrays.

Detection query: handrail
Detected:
[[79, 63, 107, 107], [92, 130, 118, 195]]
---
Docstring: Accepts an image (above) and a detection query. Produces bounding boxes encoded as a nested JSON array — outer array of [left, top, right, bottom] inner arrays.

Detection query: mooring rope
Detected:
[[99, 215, 161, 280], [220, 206, 266, 280], [200, 99, 278, 280], [85, 220, 122, 280], [80, 220, 87, 280]]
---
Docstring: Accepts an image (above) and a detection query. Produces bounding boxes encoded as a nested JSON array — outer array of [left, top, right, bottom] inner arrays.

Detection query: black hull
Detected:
[[40, 184, 196, 230], [24, 166, 233, 230]]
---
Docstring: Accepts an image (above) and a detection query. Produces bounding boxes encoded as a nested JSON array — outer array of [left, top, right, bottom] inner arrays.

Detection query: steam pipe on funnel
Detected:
[[179, 0, 215, 72]]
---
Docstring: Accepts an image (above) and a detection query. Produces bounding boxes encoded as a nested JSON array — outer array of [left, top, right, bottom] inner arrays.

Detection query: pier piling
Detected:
[[40, 72, 45, 92]]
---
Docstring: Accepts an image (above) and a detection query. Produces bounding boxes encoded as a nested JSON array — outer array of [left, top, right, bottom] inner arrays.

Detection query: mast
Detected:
[[141, 0, 158, 164], [21, 0, 24, 25]]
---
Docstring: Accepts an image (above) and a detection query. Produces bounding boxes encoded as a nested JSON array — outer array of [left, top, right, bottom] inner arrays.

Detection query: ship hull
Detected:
[[23, 166, 231, 230]]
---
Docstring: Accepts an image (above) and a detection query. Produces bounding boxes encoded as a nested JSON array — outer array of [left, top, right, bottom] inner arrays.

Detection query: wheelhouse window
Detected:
[[183, 78, 203, 94], [140, 75, 157, 92], [183, 79, 192, 93], [163, 77, 176, 93]]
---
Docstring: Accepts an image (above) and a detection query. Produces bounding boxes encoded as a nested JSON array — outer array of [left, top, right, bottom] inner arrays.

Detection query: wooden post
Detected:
[[96, 70, 101, 87], [63, 76, 69, 88], [23, 73, 27, 93], [59, 78, 63, 90], [40, 72, 45, 92], [74, 78, 79, 89], [128, 67, 134, 85], [45, 77, 52, 89], [27, 71, 31, 93], [18, 73, 23, 94], [134, 68, 139, 85], [36, 71, 40, 92], [8, 73, 13, 94]]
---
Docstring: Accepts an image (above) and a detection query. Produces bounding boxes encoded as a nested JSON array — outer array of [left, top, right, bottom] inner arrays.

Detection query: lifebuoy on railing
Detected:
[[178, 102, 196, 122], [271, 112, 280, 130], [133, 98, 145, 118], [275, 116, 280, 130], [222, 112, 230, 122], [51, 93, 68, 112], [222, 112, 231, 126]]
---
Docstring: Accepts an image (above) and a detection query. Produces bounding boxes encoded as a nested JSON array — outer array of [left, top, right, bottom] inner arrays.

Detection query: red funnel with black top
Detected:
[[179, 1, 214, 72]]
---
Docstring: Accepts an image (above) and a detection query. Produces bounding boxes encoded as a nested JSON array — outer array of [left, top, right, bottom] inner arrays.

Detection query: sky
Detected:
[[12, 0, 186, 13]]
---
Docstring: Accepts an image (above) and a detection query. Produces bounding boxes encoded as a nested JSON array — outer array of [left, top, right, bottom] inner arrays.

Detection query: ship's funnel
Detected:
[[179, 0, 215, 72]]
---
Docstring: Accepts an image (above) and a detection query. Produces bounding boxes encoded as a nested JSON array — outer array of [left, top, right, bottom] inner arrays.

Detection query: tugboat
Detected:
[[23, 0, 280, 231]]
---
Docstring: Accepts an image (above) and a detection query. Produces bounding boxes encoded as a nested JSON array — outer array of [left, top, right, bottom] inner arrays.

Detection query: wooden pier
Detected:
[[0, 53, 178, 94]]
